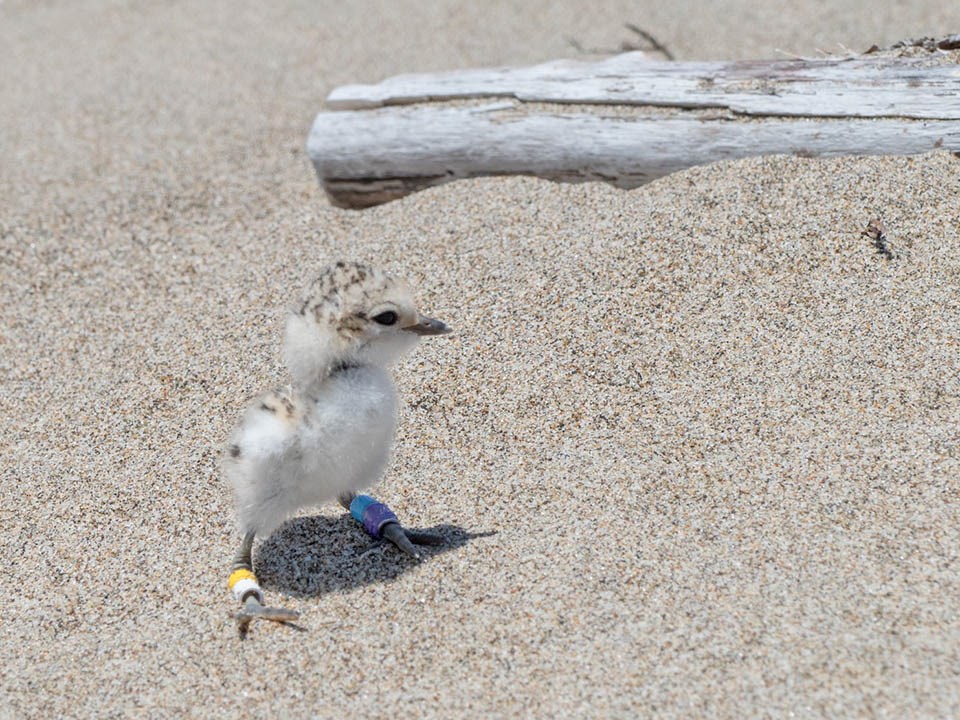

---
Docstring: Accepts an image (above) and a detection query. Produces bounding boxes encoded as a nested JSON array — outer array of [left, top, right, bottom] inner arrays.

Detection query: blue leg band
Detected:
[[349, 495, 398, 539]]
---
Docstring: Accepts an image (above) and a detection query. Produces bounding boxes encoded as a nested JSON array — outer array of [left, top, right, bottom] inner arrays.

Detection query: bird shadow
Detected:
[[254, 513, 495, 599]]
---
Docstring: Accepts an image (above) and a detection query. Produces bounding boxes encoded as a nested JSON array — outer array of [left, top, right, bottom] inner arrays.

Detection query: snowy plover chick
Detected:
[[225, 261, 451, 634]]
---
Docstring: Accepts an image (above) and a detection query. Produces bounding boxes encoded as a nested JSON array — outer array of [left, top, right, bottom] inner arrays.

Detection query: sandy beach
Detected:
[[3, 2, 960, 717]]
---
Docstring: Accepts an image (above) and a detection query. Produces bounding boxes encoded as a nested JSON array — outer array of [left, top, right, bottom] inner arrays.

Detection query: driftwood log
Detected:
[[308, 42, 960, 209]]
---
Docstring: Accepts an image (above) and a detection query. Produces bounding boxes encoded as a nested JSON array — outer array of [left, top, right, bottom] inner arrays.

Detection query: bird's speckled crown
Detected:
[[298, 261, 401, 334], [284, 261, 419, 385]]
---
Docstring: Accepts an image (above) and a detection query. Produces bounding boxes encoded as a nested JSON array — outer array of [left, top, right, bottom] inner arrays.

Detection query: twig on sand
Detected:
[[623, 23, 675, 60], [861, 218, 895, 260], [566, 23, 674, 60]]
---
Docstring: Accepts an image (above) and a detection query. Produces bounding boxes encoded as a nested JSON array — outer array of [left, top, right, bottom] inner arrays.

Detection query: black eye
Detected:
[[372, 310, 398, 326]]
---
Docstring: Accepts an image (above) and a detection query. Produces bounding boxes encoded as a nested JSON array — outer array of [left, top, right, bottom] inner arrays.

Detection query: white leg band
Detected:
[[231, 577, 264, 604]]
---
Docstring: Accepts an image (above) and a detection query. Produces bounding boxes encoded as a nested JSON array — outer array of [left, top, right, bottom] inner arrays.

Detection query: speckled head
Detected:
[[284, 261, 450, 385]]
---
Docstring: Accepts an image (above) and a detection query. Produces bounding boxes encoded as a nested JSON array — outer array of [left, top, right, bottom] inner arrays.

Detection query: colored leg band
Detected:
[[228, 568, 265, 604], [349, 495, 398, 539]]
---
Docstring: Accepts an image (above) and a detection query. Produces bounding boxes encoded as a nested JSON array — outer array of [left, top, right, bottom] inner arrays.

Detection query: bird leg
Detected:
[[339, 492, 443, 560], [229, 530, 300, 636]]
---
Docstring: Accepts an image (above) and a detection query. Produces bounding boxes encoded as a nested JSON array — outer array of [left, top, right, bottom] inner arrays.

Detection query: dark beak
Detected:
[[404, 314, 452, 336]]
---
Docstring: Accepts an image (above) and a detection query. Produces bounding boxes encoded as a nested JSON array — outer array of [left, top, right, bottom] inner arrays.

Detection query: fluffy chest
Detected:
[[298, 365, 398, 465]]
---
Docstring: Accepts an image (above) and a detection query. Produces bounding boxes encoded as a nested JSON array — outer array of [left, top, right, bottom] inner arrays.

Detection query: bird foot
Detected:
[[229, 565, 299, 637], [343, 494, 444, 559], [235, 596, 300, 637], [380, 521, 443, 560]]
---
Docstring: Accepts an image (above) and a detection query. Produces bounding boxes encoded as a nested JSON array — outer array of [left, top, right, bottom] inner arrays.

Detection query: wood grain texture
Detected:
[[310, 50, 960, 208], [327, 52, 960, 120]]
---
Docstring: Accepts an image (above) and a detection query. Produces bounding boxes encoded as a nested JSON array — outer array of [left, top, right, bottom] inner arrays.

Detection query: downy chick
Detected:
[[224, 260, 450, 632]]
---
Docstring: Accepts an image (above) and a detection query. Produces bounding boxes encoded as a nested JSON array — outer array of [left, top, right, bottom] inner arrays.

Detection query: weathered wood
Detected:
[[308, 48, 960, 208], [326, 52, 960, 119]]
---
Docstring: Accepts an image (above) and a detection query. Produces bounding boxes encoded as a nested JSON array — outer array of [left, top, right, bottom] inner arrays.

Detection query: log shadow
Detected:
[[254, 513, 494, 599]]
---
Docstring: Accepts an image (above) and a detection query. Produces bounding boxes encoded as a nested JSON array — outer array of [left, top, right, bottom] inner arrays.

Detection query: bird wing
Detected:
[[225, 386, 308, 535], [227, 385, 303, 461]]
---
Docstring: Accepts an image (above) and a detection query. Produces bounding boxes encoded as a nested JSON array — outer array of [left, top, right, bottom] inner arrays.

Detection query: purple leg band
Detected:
[[349, 495, 398, 539]]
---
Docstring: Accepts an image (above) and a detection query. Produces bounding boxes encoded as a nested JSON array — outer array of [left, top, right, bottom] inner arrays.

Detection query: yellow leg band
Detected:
[[228, 569, 265, 604], [228, 568, 257, 590]]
